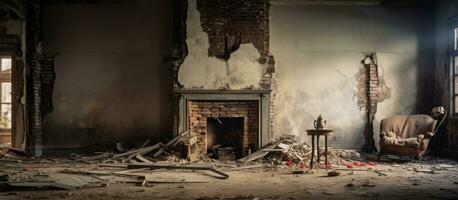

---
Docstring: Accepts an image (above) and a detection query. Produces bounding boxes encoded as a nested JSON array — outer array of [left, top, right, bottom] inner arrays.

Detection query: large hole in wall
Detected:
[[177, 0, 267, 89]]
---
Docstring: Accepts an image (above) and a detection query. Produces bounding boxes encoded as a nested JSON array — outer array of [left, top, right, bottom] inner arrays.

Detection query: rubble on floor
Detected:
[[235, 135, 374, 173], [0, 133, 457, 194]]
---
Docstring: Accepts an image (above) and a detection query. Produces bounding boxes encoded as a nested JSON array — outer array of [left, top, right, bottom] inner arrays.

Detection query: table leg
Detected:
[[317, 135, 320, 163], [310, 135, 315, 169], [325, 134, 328, 170]]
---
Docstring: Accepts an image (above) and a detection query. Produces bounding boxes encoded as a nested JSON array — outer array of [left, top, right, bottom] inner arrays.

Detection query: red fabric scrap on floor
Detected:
[[286, 160, 294, 167], [367, 161, 377, 166]]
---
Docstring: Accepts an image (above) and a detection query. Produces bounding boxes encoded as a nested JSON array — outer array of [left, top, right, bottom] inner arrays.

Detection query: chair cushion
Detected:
[[381, 131, 419, 147], [380, 115, 437, 138]]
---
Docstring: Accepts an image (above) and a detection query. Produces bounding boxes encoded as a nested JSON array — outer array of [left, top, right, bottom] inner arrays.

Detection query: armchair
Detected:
[[378, 107, 446, 160]]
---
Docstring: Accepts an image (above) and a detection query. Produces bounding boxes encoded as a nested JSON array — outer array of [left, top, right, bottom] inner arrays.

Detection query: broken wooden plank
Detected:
[[165, 130, 190, 148], [374, 170, 387, 176], [99, 164, 129, 168], [127, 163, 229, 179], [135, 154, 154, 164], [60, 168, 112, 176], [116, 168, 150, 174], [80, 153, 113, 161], [113, 143, 163, 159], [0, 174, 103, 190], [238, 142, 280, 165], [261, 149, 285, 152], [2, 181, 77, 190], [152, 148, 164, 158], [0, 147, 31, 158], [225, 164, 265, 171]]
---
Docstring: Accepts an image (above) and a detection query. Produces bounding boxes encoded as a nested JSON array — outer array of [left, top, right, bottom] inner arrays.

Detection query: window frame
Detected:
[[449, 16, 458, 116], [0, 55, 12, 132]]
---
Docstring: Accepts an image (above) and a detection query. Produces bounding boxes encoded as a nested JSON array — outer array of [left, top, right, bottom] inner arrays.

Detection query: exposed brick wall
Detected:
[[30, 57, 43, 149], [26, 0, 43, 152], [356, 54, 390, 152], [196, 0, 269, 58], [188, 101, 259, 157], [39, 55, 56, 114], [260, 55, 276, 140], [363, 62, 378, 152]]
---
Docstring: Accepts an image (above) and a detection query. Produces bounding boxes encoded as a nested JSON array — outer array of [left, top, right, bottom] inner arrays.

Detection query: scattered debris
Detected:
[[346, 183, 355, 187], [0, 147, 31, 158], [414, 168, 436, 174], [0, 133, 455, 196], [291, 168, 305, 174], [374, 170, 387, 176], [327, 170, 341, 177], [323, 191, 335, 195]]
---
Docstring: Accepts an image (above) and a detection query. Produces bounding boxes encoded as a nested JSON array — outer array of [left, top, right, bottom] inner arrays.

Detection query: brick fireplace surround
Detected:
[[176, 90, 272, 158]]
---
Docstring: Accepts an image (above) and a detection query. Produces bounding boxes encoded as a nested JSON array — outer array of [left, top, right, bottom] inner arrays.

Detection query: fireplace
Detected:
[[207, 117, 244, 158], [176, 89, 272, 159]]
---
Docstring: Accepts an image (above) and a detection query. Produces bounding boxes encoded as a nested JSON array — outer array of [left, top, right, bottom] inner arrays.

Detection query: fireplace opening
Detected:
[[207, 117, 244, 159]]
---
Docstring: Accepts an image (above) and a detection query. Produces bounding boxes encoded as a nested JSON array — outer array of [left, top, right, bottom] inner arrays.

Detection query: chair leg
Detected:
[[377, 149, 383, 161], [415, 153, 422, 160]]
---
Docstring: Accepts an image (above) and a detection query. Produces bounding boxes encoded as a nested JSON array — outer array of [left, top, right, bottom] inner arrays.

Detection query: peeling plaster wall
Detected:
[[41, 1, 173, 147], [178, 0, 266, 89], [271, 5, 435, 148]]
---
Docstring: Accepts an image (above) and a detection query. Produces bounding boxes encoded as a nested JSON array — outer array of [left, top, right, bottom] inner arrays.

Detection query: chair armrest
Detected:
[[417, 134, 425, 141], [425, 132, 434, 138], [380, 131, 387, 139]]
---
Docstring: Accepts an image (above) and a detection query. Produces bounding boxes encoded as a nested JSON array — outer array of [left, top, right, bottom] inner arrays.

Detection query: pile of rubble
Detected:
[[236, 135, 365, 171], [75, 130, 193, 164], [0, 131, 229, 191]]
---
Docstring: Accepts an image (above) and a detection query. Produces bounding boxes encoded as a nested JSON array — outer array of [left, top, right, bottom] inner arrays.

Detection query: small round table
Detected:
[[306, 129, 333, 170]]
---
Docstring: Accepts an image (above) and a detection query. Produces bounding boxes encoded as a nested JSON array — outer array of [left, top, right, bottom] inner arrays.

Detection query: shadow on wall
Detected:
[[415, 1, 436, 114], [43, 53, 172, 146], [41, 1, 173, 147]]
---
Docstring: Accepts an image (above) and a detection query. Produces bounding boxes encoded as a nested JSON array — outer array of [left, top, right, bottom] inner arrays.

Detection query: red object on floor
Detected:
[[286, 160, 294, 167], [367, 161, 376, 166], [353, 161, 366, 166]]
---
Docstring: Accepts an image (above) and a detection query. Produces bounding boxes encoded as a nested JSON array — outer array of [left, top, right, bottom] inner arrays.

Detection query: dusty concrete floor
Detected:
[[0, 157, 457, 200]]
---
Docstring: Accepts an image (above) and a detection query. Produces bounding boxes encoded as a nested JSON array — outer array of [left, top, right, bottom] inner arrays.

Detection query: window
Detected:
[[0, 56, 12, 145], [451, 22, 458, 114]]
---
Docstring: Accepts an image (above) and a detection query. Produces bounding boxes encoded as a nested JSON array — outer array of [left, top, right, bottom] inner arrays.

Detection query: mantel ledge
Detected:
[[175, 89, 272, 94]]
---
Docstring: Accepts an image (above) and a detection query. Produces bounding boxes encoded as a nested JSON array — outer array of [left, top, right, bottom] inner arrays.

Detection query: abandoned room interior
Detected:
[[0, 0, 458, 199]]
